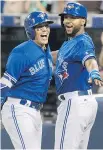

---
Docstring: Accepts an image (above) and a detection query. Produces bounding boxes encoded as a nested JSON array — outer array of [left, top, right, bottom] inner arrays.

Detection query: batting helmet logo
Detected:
[[38, 13, 46, 19], [67, 4, 74, 10]]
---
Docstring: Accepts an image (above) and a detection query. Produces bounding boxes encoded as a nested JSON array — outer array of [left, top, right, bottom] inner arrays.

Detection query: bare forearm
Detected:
[[85, 58, 99, 72], [51, 50, 59, 65]]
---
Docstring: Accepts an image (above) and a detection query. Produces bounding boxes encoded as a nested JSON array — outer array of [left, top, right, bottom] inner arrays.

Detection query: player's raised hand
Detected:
[[88, 70, 103, 86], [88, 78, 103, 86]]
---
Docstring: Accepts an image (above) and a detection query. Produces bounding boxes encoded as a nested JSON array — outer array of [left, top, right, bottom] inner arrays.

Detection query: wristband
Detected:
[[89, 70, 103, 81]]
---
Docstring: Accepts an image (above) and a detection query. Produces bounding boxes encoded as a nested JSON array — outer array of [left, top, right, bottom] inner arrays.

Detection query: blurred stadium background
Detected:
[[1, 0, 103, 149]]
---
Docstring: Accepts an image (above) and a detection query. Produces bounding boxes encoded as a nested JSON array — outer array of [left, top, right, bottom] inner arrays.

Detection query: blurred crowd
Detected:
[[1, 0, 103, 14]]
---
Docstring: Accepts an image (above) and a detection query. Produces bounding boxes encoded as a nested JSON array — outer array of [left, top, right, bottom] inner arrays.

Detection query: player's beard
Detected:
[[65, 26, 81, 38]]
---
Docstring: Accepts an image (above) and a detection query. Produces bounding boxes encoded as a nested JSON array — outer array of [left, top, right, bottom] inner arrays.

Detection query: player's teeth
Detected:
[[41, 35, 47, 37]]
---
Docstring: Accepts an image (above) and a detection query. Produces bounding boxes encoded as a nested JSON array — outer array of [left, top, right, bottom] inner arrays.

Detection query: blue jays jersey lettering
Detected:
[[55, 33, 95, 95], [4, 40, 53, 102]]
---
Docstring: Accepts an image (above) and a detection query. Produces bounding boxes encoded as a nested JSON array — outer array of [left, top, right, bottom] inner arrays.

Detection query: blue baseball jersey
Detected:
[[54, 32, 96, 95], [4, 40, 53, 103]]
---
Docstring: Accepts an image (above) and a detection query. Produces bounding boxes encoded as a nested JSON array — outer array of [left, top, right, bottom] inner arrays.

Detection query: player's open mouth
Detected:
[[40, 34, 48, 41], [65, 25, 73, 33], [41, 34, 48, 37], [65, 25, 73, 28]]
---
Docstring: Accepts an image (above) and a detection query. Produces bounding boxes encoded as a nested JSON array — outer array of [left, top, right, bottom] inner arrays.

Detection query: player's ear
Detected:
[[81, 18, 86, 26]]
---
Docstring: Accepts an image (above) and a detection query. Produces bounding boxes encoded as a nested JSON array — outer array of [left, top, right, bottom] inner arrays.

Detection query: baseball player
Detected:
[[52, 2, 103, 149], [1, 11, 53, 149]]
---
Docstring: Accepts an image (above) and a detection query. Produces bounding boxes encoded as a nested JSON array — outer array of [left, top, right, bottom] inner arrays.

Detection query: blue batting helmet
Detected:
[[59, 2, 87, 19], [24, 11, 54, 39]]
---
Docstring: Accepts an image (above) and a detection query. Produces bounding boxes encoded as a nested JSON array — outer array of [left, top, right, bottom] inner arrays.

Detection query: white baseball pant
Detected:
[[1, 97, 42, 149], [54, 91, 98, 149]]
